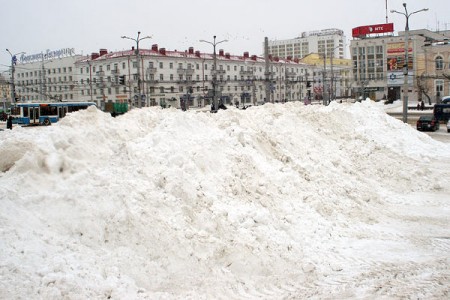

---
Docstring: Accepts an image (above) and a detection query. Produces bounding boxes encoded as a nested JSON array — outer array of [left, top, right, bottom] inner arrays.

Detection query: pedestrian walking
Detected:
[[6, 116, 13, 130]]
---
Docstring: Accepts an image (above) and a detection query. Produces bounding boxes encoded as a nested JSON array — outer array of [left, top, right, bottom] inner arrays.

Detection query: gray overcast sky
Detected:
[[1, 0, 449, 71]]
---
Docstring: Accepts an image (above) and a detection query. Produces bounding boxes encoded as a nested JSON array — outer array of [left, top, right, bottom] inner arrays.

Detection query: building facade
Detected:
[[12, 48, 82, 103], [7, 36, 358, 110], [268, 29, 346, 61], [0, 74, 11, 111], [350, 29, 450, 102], [74, 45, 314, 109], [300, 53, 352, 101]]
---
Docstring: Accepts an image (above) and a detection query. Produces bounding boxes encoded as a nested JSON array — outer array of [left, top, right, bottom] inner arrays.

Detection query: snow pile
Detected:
[[1, 101, 449, 299]]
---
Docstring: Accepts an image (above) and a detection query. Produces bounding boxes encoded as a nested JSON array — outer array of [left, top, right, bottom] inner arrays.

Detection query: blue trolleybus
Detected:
[[10, 102, 97, 126]]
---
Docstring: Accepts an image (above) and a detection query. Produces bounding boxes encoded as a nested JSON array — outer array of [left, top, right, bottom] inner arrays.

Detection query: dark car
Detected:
[[417, 115, 440, 132]]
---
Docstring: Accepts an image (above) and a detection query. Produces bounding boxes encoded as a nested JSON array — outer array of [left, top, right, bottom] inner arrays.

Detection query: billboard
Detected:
[[352, 23, 394, 37], [387, 42, 413, 71]]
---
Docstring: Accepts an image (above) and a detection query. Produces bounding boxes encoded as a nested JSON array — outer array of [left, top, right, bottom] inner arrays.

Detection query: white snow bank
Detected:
[[0, 102, 449, 299]]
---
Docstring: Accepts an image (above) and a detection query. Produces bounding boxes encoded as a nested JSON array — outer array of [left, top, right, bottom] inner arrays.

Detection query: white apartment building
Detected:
[[74, 45, 314, 109], [13, 48, 82, 102], [268, 28, 346, 61]]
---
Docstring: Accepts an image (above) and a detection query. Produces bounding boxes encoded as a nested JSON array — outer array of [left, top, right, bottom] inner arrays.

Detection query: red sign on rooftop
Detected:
[[352, 23, 394, 37]]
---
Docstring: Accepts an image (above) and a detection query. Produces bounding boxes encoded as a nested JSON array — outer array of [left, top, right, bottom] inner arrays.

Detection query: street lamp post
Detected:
[[391, 3, 428, 123], [6, 49, 25, 103], [329, 45, 340, 102], [121, 31, 151, 108], [322, 52, 327, 105], [200, 35, 228, 112]]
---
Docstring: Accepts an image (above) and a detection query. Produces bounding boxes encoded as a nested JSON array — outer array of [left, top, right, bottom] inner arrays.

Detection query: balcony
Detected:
[[146, 67, 157, 74], [111, 69, 120, 75], [177, 68, 195, 75], [239, 70, 253, 76]]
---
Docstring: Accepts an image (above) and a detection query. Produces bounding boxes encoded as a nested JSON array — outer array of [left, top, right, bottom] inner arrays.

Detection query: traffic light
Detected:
[[119, 75, 125, 85]]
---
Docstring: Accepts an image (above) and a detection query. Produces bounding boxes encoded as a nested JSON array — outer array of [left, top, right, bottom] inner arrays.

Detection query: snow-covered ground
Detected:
[[1, 100, 449, 299]]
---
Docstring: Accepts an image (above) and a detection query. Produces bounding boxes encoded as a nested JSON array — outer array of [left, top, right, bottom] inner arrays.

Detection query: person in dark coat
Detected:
[[6, 116, 13, 130]]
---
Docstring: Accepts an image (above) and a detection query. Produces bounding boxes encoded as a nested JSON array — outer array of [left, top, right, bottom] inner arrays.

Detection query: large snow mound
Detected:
[[1, 101, 449, 299]]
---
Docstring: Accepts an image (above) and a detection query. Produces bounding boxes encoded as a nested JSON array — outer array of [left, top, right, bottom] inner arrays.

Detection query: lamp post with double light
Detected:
[[391, 3, 428, 123], [6, 49, 25, 103], [200, 36, 228, 112], [121, 31, 151, 108]]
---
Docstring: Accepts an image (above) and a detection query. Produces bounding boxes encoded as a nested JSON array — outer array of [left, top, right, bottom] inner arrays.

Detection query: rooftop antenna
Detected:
[[385, 0, 388, 23]]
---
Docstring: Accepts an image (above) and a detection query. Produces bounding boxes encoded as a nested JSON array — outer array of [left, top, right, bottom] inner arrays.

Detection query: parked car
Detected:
[[416, 115, 440, 132], [447, 119, 450, 133], [442, 96, 450, 104]]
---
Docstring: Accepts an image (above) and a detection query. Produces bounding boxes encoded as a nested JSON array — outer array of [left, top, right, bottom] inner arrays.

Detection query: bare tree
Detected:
[[416, 74, 432, 105]]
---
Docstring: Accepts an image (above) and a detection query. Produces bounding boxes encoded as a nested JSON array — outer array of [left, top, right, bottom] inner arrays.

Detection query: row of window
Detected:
[[17, 76, 74, 85], [17, 67, 73, 78], [80, 62, 305, 74]]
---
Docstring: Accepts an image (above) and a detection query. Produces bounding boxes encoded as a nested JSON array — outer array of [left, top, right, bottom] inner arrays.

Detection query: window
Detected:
[[435, 56, 443, 70], [159, 62, 163, 69], [160, 74, 164, 81], [436, 79, 444, 95], [170, 62, 173, 69], [122, 62, 126, 69]]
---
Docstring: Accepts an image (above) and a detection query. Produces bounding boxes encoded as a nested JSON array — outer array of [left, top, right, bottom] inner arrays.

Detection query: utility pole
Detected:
[[264, 37, 271, 104], [391, 3, 428, 123], [322, 52, 327, 105], [121, 31, 152, 108], [200, 35, 228, 112]]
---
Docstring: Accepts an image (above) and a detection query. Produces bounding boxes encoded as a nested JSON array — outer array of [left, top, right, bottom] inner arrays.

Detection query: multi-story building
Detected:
[[300, 53, 352, 100], [0, 73, 11, 110], [420, 35, 450, 102], [74, 45, 313, 109], [268, 29, 346, 61], [351, 28, 450, 102], [13, 48, 82, 103], [8, 42, 357, 109]]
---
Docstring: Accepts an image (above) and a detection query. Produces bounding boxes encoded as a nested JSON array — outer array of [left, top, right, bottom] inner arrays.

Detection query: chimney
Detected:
[[159, 48, 166, 55], [91, 52, 100, 60], [287, 56, 292, 61], [99, 49, 108, 56], [132, 46, 135, 51], [152, 44, 158, 51], [195, 50, 201, 57], [243, 51, 249, 58], [219, 49, 224, 56], [251, 55, 257, 61], [225, 53, 231, 59], [188, 47, 194, 54]]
